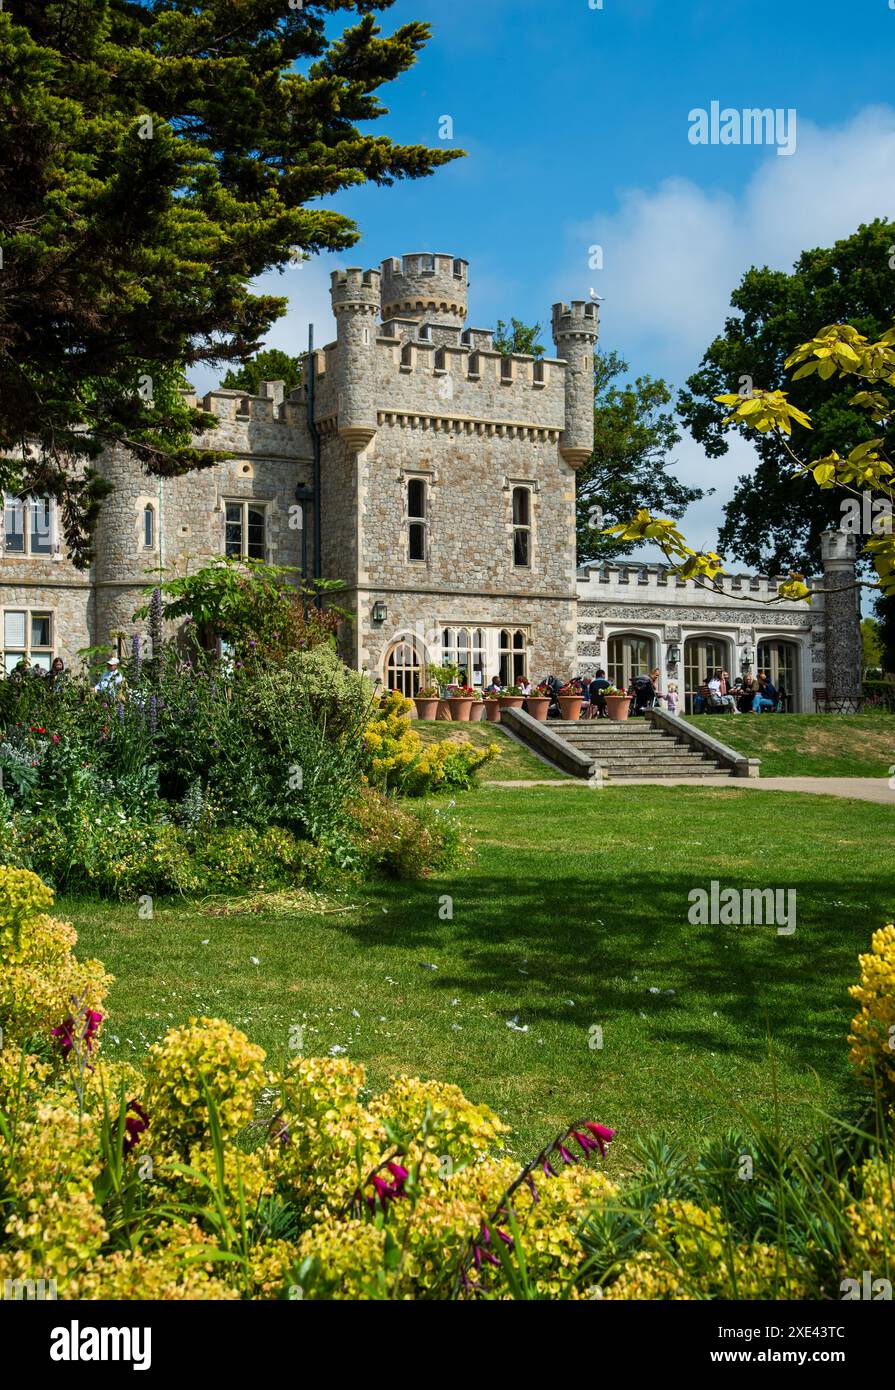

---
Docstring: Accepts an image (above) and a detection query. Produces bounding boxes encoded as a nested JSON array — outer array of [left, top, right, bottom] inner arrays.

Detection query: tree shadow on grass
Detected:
[[329, 867, 893, 1083]]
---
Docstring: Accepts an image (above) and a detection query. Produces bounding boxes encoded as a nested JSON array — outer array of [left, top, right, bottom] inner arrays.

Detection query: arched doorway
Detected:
[[385, 639, 424, 697], [684, 636, 732, 713], [757, 639, 799, 710], [607, 633, 655, 692]]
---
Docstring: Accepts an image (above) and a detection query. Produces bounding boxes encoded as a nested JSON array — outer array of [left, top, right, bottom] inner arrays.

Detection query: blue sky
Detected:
[[199, 0, 895, 563]]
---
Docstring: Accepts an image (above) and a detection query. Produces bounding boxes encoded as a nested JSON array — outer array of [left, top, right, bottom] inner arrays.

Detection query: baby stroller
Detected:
[[630, 674, 656, 717], [542, 674, 564, 719]]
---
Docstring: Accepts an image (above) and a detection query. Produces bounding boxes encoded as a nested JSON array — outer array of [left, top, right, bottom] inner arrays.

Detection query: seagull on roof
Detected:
[[589, 288, 604, 303]]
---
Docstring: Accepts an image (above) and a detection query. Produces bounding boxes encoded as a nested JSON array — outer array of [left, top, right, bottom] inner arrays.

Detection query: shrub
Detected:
[[144, 1016, 266, 1158], [3, 872, 893, 1303], [402, 736, 500, 795], [0, 866, 111, 1046], [346, 787, 470, 879], [849, 923, 895, 1099]]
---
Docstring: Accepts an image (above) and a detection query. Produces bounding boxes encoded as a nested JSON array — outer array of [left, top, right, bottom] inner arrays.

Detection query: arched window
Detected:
[[386, 640, 423, 698], [499, 629, 528, 686], [143, 504, 155, 549], [683, 636, 732, 713], [607, 634, 656, 692], [757, 639, 799, 709]]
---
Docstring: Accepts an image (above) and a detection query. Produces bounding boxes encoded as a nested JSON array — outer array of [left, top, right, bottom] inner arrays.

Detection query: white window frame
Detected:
[[224, 499, 268, 560], [3, 608, 54, 672], [441, 627, 486, 684], [499, 628, 528, 686], [3, 494, 56, 557]]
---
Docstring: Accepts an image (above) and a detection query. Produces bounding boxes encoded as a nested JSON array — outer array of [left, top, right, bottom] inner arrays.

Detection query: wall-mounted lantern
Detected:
[[741, 647, 753, 671], [667, 644, 681, 666], [372, 601, 388, 624]]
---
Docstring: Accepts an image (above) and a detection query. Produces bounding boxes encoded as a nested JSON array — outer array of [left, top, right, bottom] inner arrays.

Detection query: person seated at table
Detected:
[[752, 671, 778, 713], [588, 669, 611, 718], [707, 670, 738, 712], [485, 675, 502, 696], [737, 673, 755, 712]]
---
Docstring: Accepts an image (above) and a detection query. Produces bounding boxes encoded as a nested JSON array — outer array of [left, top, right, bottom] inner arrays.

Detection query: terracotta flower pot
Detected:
[[557, 695, 583, 720], [526, 696, 550, 721], [413, 697, 439, 720], [484, 698, 501, 723], [498, 695, 525, 712], [605, 694, 632, 721], [468, 701, 486, 721], [448, 697, 473, 721]]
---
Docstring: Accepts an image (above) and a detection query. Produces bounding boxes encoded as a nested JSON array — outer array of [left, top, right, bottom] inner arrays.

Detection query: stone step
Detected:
[[566, 741, 709, 756], [596, 759, 719, 772], [606, 769, 733, 780], [497, 708, 739, 779]]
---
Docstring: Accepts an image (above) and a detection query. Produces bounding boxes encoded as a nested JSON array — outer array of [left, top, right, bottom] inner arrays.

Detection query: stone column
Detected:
[[820, 529, 862, 707]]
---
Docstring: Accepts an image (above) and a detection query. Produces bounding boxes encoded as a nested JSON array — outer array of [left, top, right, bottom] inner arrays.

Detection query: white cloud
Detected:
[[569, 105, 895, 367], [564, 104, 895, 555]]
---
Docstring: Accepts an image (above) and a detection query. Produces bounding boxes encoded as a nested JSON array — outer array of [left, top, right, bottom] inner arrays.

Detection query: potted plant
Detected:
[[428, 663, 460, 720], [468, 689, 486, 721], [603, 685, 632, 721], [557, 680, 584, 720], [483, 689, 502, 722], [413, 684, 440, 720], [446, 683, 475, 721], [498, 684, 526, 711], [526, 682, 552, 721]]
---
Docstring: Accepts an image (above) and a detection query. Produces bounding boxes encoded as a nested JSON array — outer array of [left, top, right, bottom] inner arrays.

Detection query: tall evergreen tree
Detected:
[[0, 0, 460, 563]]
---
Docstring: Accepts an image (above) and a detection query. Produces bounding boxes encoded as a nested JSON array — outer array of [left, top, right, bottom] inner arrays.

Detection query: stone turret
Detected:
[[380, 253, 468, 329], [552, 300, 600, 468], [820, 528, 863, 706], [330, 267, 381, 451]]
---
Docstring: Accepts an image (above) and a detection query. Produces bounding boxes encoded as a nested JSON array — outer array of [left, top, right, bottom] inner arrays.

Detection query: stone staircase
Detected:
[[551, 719, 732, 780]]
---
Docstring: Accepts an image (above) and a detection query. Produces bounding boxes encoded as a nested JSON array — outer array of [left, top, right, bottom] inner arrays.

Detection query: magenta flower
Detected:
[[123, 1100, 149, 1156], [584, 1122, 616, 1156], [52, 1009, 103, 1057]]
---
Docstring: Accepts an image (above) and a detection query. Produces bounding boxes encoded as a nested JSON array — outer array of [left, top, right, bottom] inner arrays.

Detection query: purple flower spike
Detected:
[[558, 1144, 576, 1165]]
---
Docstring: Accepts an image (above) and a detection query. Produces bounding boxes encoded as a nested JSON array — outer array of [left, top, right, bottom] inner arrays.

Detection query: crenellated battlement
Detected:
[[552, 299, 600, 338], [577, 561, 821, 607], [330, 266, 381, 312], [380, 251, 468, 329]]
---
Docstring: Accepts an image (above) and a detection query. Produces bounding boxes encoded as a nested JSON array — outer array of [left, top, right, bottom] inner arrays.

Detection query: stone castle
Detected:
[[1, 250, 863, 711]]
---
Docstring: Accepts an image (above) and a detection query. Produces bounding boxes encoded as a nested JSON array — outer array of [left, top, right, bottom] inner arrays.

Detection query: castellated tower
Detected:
[[331, 267, 381, 450], [820, 529, 863, 707], [93, 444, 163, 651], [380, 252, 468, 328], [551, 300, 600, 467], [313, 249, 592, 684]]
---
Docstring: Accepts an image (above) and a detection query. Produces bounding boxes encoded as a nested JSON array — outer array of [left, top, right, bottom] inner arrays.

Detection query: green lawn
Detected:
[[687, 712, 895, 777], [68, 784, 895, 1170], [415, 718, 566, 780]]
